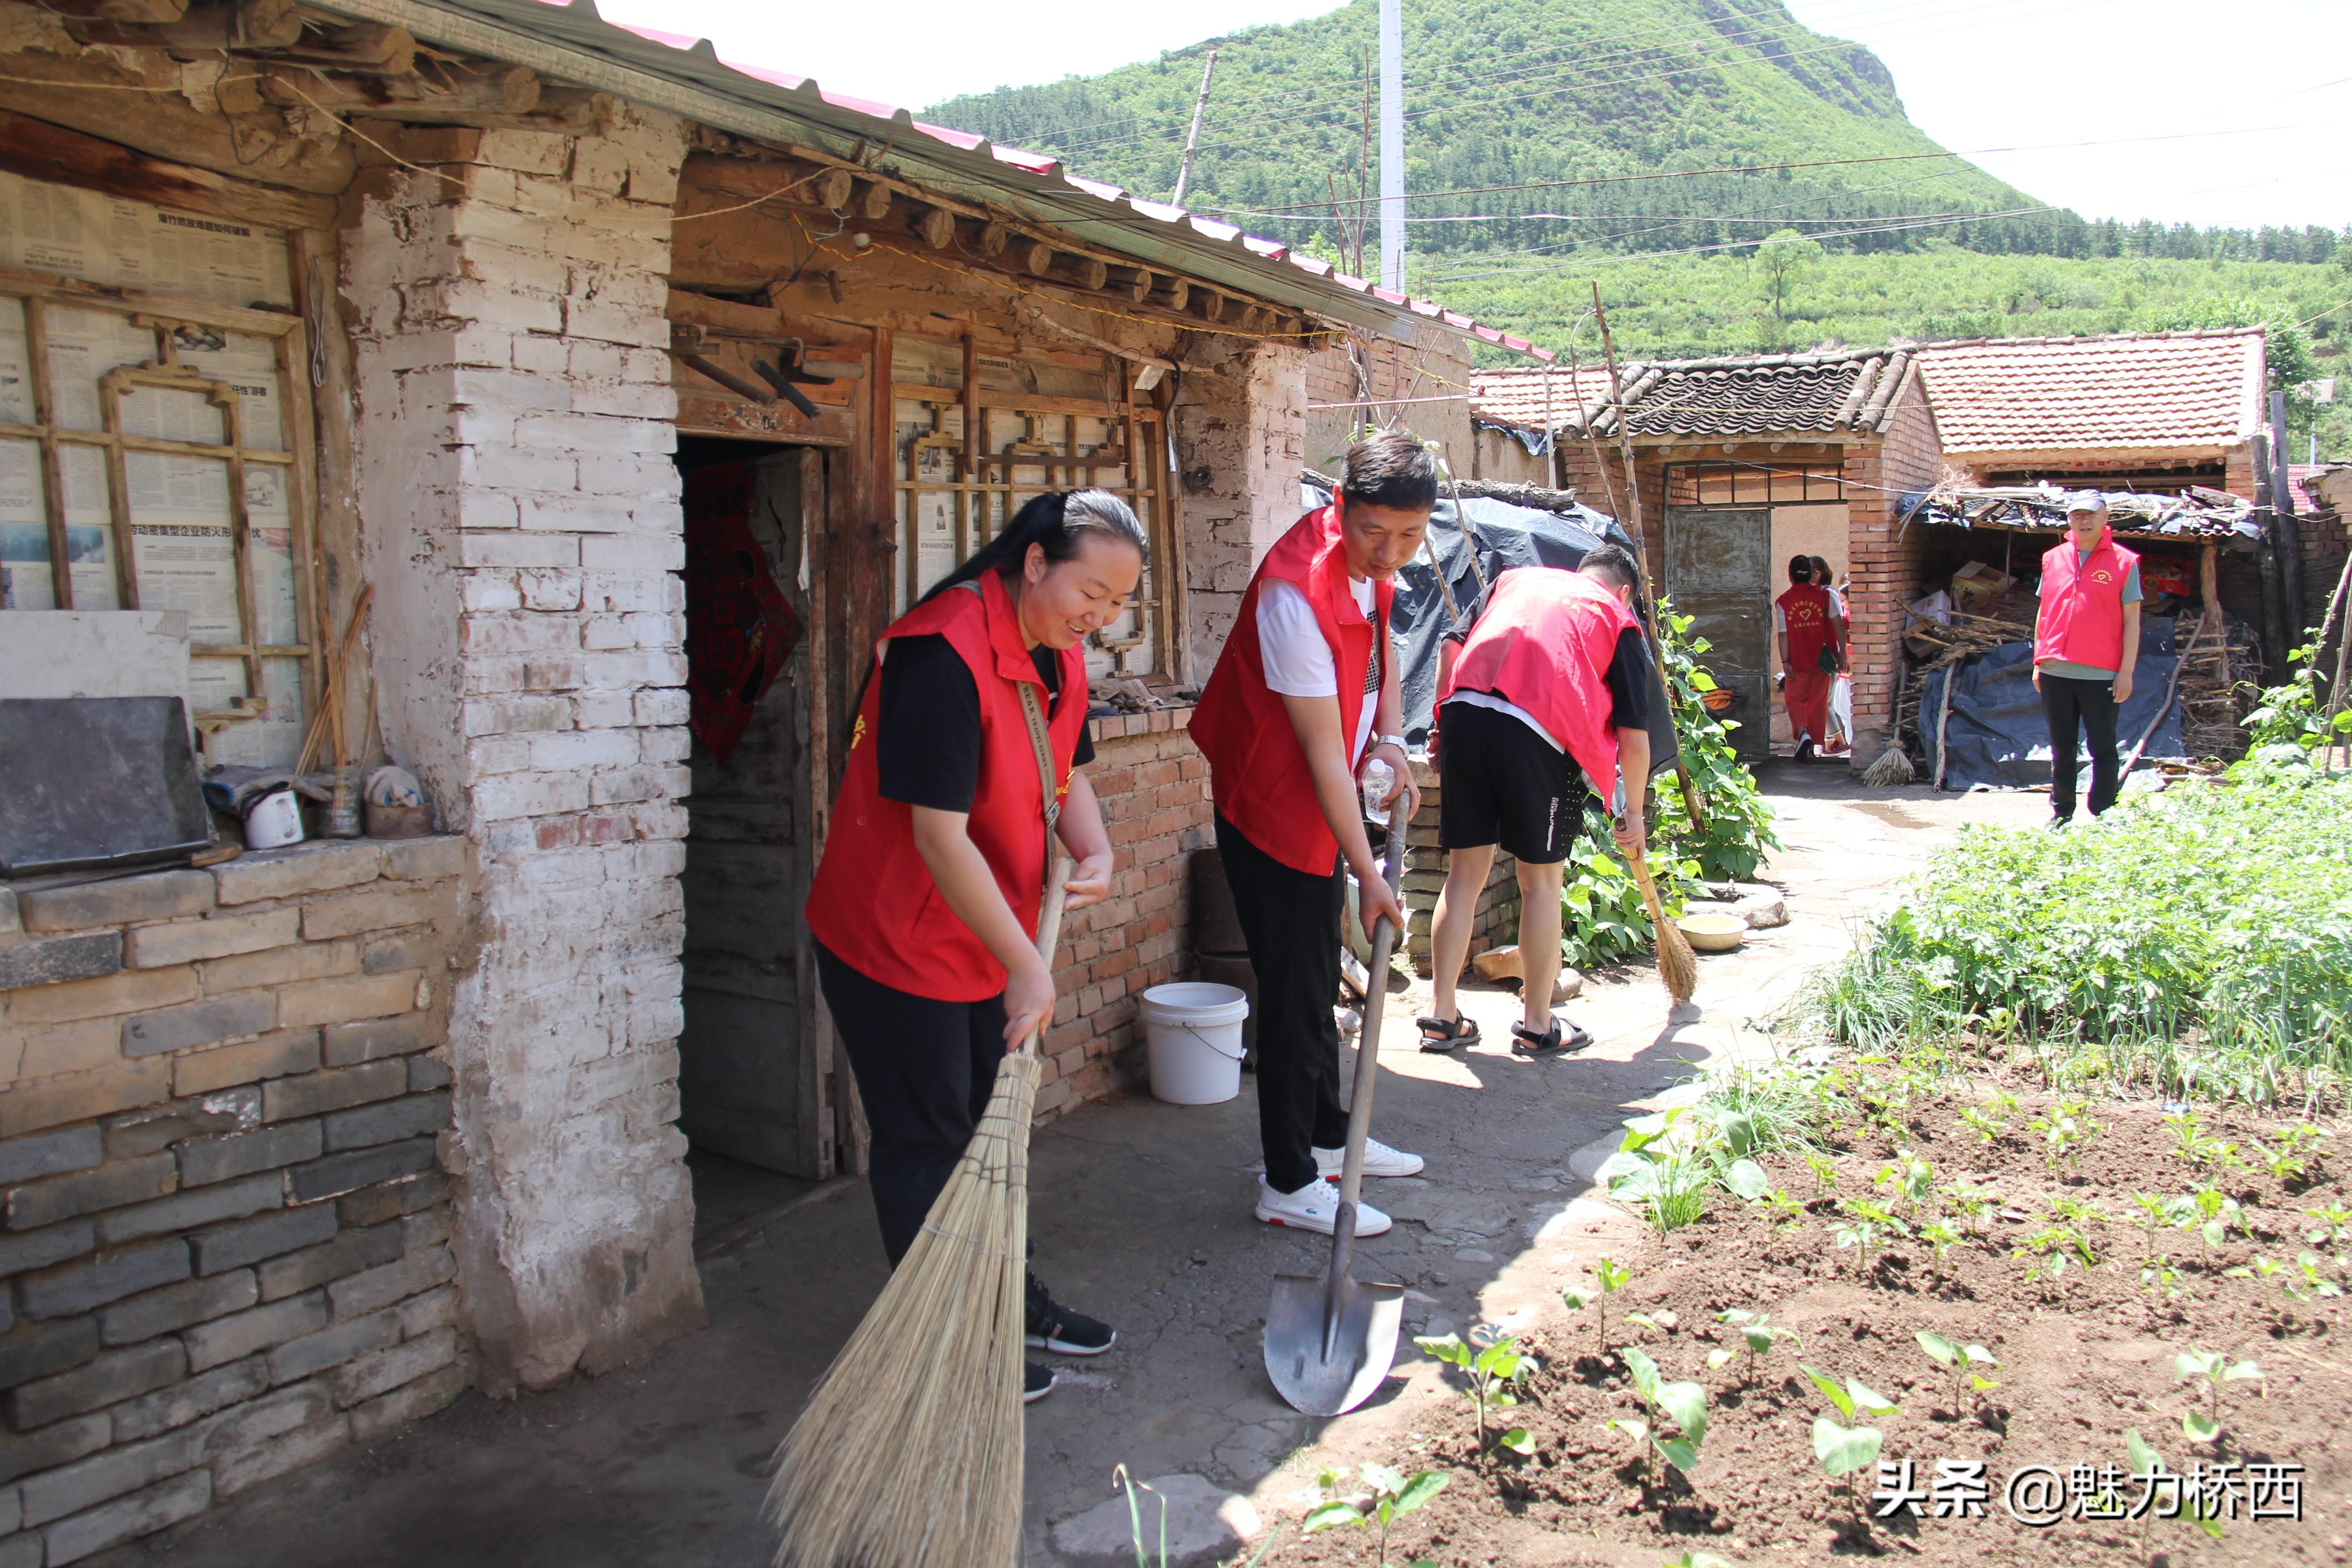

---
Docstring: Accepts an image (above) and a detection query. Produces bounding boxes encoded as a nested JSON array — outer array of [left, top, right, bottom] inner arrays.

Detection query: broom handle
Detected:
[[1018, 859, 1073, 1059]]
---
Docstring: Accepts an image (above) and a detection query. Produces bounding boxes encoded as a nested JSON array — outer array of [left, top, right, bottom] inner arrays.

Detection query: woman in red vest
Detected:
[[2032, 493, 2141, 825], [1191, 433, 1432, 1238], [1774, 555, 1844, 760], [804, 490, 1142, 1403], [1420, 546, 1654, 1058]]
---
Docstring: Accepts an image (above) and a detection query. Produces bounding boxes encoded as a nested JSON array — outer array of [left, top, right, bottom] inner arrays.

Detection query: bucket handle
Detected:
[[1163, 1020, 1249, 1063]]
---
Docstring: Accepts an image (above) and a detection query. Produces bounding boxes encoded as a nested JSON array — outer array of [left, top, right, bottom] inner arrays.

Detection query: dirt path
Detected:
[[85, 766, 2042, 1568]]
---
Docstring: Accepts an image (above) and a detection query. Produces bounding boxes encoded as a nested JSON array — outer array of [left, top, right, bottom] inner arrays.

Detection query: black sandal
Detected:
[[1509, 1016, 1593, 1059], [1416, 1014, 1480, 1053]]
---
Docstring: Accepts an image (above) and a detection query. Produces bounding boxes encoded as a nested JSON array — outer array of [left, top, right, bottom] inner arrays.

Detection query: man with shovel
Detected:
[[1191, 432, 1433, 1239]]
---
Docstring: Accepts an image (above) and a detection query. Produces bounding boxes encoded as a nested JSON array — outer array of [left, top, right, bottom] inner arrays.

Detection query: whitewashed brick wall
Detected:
[[345, 104, 704, 1394]]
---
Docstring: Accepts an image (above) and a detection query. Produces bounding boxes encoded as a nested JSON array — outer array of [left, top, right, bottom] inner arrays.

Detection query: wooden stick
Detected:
[[1931, 658, 1957, 793], [2121, 621, 2200, 781], [296, 583, 372, 775]]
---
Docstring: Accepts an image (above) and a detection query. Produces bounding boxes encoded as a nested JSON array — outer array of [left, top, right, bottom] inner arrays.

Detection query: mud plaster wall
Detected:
[[343, 109, 706, 1395], [1174, 338, 1311, 679]]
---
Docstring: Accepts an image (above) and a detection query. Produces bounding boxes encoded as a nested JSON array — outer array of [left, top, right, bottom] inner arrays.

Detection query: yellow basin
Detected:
[[1674, 912, 1748, 953]]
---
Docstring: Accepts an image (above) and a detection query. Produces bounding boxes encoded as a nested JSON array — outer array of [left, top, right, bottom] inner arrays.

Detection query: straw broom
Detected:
[[764, 860, 1072, 1568], [1626, 841, 1697, 1005]]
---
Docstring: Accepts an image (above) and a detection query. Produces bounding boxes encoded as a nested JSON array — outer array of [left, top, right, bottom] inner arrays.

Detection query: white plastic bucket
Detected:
[[1140, 981, 1250, 1105]]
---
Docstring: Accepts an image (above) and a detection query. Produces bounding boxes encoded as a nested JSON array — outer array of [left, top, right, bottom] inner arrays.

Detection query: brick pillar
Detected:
[[343, 107, 704, 1393], [1176, 338, 1310, 675]]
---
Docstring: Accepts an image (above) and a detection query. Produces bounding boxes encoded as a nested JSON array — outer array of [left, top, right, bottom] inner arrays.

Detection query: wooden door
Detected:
[[1664, 506, 1772, 764], [677, 448, 833, 1176]]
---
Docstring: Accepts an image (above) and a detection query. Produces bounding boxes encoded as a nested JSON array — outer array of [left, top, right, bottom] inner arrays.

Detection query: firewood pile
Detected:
[[1906, 481, 2259, 541]]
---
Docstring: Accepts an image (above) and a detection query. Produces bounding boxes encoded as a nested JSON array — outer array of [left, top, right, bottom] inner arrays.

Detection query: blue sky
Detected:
[[596, 0, 2349, 230]]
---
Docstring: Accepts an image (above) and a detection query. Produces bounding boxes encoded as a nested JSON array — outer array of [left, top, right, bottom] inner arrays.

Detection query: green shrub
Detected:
[[1652, 601, 1780, 883], [1803, 774, 2352, 1102]]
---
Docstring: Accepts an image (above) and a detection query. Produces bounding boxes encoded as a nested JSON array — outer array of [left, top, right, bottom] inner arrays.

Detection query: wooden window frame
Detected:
[[1666, 459, 1846, 509], [889, 331, 1179, 680], [0, 266, 322, 740]]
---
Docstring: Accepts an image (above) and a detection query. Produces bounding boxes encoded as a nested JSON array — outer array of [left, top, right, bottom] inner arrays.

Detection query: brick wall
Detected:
[[1845, 381, 1945, 760], [1301, 333, 1475, 478], [1036, 710, 1209, 1117], [343, 109, 704, 1395], [0, 840, 469, 1563]]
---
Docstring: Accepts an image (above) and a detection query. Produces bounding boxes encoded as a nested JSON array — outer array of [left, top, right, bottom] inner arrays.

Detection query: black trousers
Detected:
[[1215, 812, 1351, 1195], [2040, 672, 2121, 819], [814, 939, 1007, 1267]]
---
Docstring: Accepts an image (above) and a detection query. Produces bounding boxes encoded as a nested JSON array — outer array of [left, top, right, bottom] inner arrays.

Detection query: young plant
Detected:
[[1607, 1346, 1708, 1477], [1802, 1364, 1898, 1510], [1759, 1186, 1806, 1228], [1413, 1333, 1530, 1456], [2249, 1123, 2327, 1184], [2125, 1429, 2226, 1558], [1833, 1197, 1907, 1275], [2304, 1204, 2352, 1246], [1594, 1107, 1717, 1236], [1873, 1149, 1935, 1220], [1803, 1151, 1840, 1200], [1960, 1089, 2018, 1145], [1914, 1332, 1999, 1416], [2182, 1183, 2245, 1250], [1917, 1218, 1962, 1270], [1303, 1463, 1446, 1568], [1562, 1257, 1632, 1354], [2030, 1096, 2100, 1173], [2172, 1348, 2261, 1444], [1940, 1179, 1999, 1235], [1714, 1308, 1795, 1385], [2285, 1250, 2344, 1301], [1115, 1467, 1282, 1568]]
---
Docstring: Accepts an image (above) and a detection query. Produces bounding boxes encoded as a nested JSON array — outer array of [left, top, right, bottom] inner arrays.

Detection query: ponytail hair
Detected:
[[917, 488, 1148, 605]]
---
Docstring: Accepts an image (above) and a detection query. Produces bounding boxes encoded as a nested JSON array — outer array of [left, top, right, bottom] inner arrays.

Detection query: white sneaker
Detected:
[[1254, 1176, 1393, 1236], [1313, 1138, 1425, 1180]]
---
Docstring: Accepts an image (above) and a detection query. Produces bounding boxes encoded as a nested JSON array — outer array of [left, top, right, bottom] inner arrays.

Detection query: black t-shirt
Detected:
[[1445, 587, 1654, 731], [875, 635, 1094, 813]]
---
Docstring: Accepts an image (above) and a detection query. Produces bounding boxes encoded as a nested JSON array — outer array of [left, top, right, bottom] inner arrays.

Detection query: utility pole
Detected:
[[1379, 0, 1404, 292], [1171, 43, 1220, 207]]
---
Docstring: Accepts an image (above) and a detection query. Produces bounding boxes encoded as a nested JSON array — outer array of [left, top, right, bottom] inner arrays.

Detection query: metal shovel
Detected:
[[1265, 818, 1406, 1417]]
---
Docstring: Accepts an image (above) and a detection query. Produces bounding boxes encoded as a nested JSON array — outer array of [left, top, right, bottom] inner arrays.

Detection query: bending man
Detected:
[[1418, 545, 1653, 1058]]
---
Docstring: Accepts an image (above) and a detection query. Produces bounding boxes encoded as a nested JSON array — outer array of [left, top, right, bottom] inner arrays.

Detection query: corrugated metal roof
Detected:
[[309, 0, 1554, 358]]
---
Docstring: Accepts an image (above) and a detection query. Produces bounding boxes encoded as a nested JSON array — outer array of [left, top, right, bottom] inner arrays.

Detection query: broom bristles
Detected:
[[764, 1052, 1039, 1568], [1862, 745, 1915, 787], [1629, 851, 1699, 1004]]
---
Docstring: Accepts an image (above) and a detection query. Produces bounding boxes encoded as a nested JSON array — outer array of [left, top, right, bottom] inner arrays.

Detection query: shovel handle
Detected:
[[1018, 859, 1072, 1059], [1332, 820, 1405, 1211]]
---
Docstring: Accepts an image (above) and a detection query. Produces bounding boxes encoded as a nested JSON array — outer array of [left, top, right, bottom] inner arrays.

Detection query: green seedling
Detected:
[[2249, 1123, 2328, 1184], [2126, 1429, 2226, 1558], [2127, 1191, 2179, 1262], [1607, 1346, 1708, 1478], [1714, 1308, 1794, 1385], [1803, 1151, 1840, 1198], [2165, 1108, 2244, 1176], [1759, 1186, 1805, 1228], [2051, 1193, 2108, 1229], [2182, 1184, 2245, 1250], [2030, 1096, 2100, 1172], [1873, 1149, 1935, 1220], [1414, 1333, 1529, 1456], [1803, 1364, 1898, 1511], [1914, 1331, 1999, 1416], [2173, 1348, 2262, 1444], [1918, 1218, 1962, 1269], [1303, 1463, 1446, 1568], [1562, 1257, 1632, 1354], [1594, 1107, 1718, 1236], [2304, 1204, 2352, 1246], [1115, 1467, 1282, 1568], [2286, 1250, 2343, 1301], [1960, 1090, 2018, 1144], [1833, 1197, 1907, 1274], [1939, 1179, 1999, 1235], [2014, 1222, 2095, 1295], [1660, 1553, 1730, 1568]]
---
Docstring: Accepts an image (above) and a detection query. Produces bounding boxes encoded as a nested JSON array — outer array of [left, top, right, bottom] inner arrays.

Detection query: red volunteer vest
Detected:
[[2034, 529, 2140, 673], [1191, 505, 1393, 877], [1776, 583, 1835, 670], [1438, 567, 1639, 793], [804, 570, 1088, 1001]]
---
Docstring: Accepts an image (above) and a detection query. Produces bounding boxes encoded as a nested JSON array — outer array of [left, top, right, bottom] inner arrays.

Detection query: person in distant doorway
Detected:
[[1190, 432, 1431, 1239], [804, 490, 1138, 1405], [1774, 555, 1845, 760], [1418, 545, 1654, 1059], [2032, 492, 2142, 827], [1810, 555, 1853, 756]]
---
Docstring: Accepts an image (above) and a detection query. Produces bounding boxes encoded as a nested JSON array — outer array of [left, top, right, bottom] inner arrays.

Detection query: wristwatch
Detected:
[[1373, 734, 1407, 752]]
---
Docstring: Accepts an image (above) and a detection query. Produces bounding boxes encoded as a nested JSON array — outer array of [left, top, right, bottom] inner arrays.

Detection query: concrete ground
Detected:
[[92, 765, 2044, 1568]]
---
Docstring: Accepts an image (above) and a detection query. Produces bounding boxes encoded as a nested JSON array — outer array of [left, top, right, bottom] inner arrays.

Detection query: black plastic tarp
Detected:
[[1920, 621, 2185, 791], [1299, 483, 1680, 776]]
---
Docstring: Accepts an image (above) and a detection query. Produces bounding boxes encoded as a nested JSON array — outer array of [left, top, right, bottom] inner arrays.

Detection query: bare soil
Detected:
[[1278, 1079, 2349, 1567]]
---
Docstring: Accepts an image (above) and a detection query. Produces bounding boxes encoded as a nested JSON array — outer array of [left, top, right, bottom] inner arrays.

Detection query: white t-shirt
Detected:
[[1258, 575, 1380, 764]]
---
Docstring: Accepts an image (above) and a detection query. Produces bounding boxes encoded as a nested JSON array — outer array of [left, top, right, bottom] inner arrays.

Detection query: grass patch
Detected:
[[1799, 773, 2352, 1106]]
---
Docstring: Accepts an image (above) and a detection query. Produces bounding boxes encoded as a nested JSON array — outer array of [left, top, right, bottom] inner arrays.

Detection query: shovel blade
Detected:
[[1264, 1272, 1404, 1416]]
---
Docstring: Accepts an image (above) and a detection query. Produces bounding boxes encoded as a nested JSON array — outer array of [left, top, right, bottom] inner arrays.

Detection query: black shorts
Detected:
[[1436, 699, 1588, 864]]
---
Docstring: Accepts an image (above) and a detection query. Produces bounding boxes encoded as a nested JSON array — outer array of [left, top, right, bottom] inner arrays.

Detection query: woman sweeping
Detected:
[[804, 490, 1142, 1404]]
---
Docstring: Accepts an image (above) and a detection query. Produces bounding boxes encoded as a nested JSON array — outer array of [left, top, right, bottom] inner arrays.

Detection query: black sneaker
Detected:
[[1794, 738, 1817, 762], [1025, 1273, 1116, 1356], [1024, 1361, 1057, 1403]]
